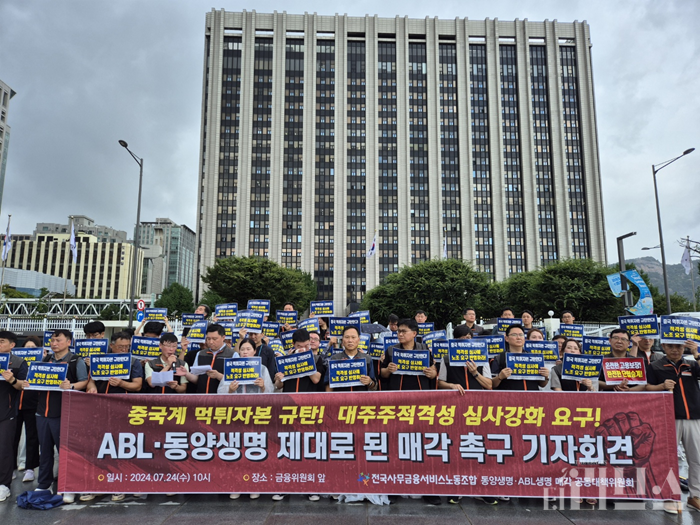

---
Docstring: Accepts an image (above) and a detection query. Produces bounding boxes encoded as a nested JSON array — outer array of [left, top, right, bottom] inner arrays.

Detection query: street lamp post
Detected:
[[652, 147, 695, 314], [118, 140, 144, 329]]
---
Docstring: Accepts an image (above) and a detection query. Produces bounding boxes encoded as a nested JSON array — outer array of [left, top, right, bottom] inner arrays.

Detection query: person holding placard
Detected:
[[194, 304, 211, 318], [525, 328, 545, 341], [136, 320, 172, 338], [145, 333, 189, 394], [646, 339, 700, 513], [520, 310, 535, 331], [491, 324, 549, 391], [0, 331, 27, 502], [237, 328, 277, 377], [13, 336, 41, 483], [561, 310, 575, 324], [217, 337, 273, 500], [380, 319, 438, 392], [25, 329, 88, 502], [414, 310, 428, 323], [438, 324, 492, 394], [83, 321, 106, 339], [278, 302, 297, 333], [598, 329, 645, 392], [86, 332, 143, 395], [325, 326, 377, 392], [182, 324, 237, 394], [551, 339, 593, 392], [273, 329, 324, 394], [501, 308, 515, 319]]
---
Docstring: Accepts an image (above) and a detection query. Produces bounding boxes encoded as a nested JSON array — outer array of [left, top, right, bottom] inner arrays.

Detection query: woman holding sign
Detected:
[[550, 339, 593, 392], [217, 338, 274, 395]]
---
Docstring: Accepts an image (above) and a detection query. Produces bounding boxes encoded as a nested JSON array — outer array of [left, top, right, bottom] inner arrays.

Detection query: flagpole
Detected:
[[0, 214, 11, 299], [62, 216, 73, 316], [689, 237, 697, 311]]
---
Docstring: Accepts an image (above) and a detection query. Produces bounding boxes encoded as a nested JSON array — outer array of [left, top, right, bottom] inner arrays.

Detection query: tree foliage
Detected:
[[201, 256, 316, 314], [360, 259, 491, 329], [154, 282, 195, 317]]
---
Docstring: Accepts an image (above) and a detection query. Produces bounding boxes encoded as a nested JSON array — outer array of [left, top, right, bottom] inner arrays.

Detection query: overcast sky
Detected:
[[1, 0, 698, 268]]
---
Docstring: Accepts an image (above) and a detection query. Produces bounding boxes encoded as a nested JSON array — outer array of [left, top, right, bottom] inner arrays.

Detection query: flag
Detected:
[[681, 246, 692, 275], [443, 235, 448, 259], [1, 218, 10, 262], [367, 232, 377, 258], [70, 222, 78, 263]]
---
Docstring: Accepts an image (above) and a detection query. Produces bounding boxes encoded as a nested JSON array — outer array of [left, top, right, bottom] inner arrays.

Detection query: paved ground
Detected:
[[4, 473, 700, 525]]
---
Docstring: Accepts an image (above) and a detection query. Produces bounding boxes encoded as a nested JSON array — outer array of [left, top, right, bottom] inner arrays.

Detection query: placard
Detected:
[[602, 357, 647, 385], [0, 353, 8, 377], [618, 315, 660, 338], [187, 321, 208, 344], [182, 314, 205, 328], [217, 322, 238, 341], [279, 332, 295, 353], [383, 336, 399, 348], [479, 335, 506, 357], [298, 318, 320, 333], [144, 308, 167, 323], [74, 338, 109, 359], [448, 339, 488, 366], [422, 331, 446, 349], [582, 336, 611, 356], [310, 301, 334, 317], [269, 339, 285, 356], [417, 323, 434, 336], [524, 341, 560, 362], [329, 317, 361, 338], [392, 349, 430, 376], [275, 310, 298, 326], [90, 354, 132, 380], [559, 323, 585, 341], [432, 340, 449, 362], [223, 357, 262, 385], [12, 348, 44, 363], [368, 342, 384, 360], [660, 316, 700, 344], [275, 350, 317, 381], [247, 300, 271, 315], [349, 311, 371, 324], [505, 353, 545, 381], [328, 359, 367, 388], [262, 322, 280, 338], [26, 362, 67, 390], [215, 303, 238, 320], [561, 354, 604, 381], [130, 337, 161, 358], [357, 333, 370, 353], [234, 310, 265, 334], [497, 318, 523, 333]]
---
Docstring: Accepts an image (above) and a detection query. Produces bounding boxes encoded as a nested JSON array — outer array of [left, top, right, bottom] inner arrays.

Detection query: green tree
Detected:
[[2, 285, 35, 299], [98, 303, 122, 321], [360, 259, 491, 328], [154, 283, 195, 316], [201, 256, 317, 315]]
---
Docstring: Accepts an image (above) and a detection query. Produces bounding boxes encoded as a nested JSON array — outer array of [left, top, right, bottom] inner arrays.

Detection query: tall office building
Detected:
[[197, 10, 606, 311], [35, 215, 128, 243], [0, 79, 16, 215], [138, 218, 196, 296]]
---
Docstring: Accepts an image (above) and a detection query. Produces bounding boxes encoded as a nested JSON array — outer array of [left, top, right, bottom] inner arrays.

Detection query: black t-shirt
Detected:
[[647, 357, 700, 420], [0, 354, 28, 421], [381, 343, 434, 391], [281, 354, 327, 393], [491, 351, 543, 391]]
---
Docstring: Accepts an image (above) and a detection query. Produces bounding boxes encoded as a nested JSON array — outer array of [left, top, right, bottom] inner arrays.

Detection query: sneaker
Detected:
[[79, 494, 96, 502], [250, 494, 260, 499], [230, 493, 241, 499], [664, 500, 679, 514], [448, 496, 462, 504], [271, 494, 285, 501], [585, 498, 597, 505], [63, 493, 76, 504], [0, 485, 10, 502], [23, 470, 35, 482], [423, 495, 442, 505], [688, 497, 700, 511], [111, 494, 125, 502], [308, 494, 320, 502], [499, 496, 511, 502], [476, 496, 498, 505]]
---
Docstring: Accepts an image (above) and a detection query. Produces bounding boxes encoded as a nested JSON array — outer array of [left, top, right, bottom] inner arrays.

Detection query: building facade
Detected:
[[196, 10, 607, 310], [5, 233, 143, 300], [35, 215, 128, 243], [138, 218, 196, 296], [0, 80, 16, 216]]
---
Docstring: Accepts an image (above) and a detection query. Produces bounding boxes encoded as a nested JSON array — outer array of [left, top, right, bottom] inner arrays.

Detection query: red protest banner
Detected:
[[58, 391, 679, 500], [602, 358, 647, 385]]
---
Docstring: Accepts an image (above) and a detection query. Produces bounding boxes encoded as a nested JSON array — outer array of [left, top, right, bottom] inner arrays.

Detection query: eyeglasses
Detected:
[[396, 329, 414, 334], [610, 336, 629, 343]]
